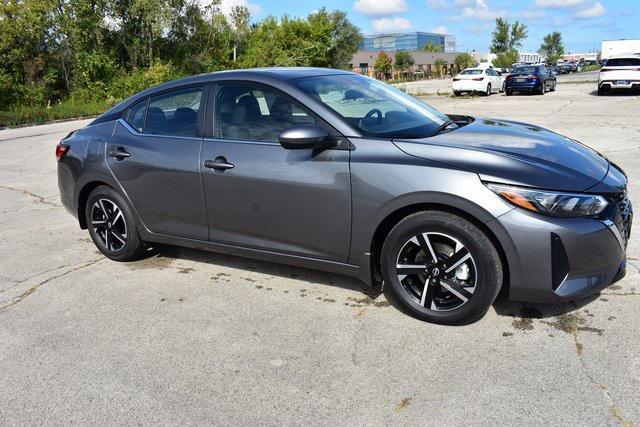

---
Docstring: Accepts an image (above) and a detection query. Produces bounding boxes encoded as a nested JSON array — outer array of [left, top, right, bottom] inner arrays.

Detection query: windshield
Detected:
[[293, 74, 448, 139], [460, 69, 483, 75]]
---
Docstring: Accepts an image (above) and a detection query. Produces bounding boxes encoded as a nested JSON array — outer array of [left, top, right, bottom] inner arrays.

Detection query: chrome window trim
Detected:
[[118, 119, 203, 141]]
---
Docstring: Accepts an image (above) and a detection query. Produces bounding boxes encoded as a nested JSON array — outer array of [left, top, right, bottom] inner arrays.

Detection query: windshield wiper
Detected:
[[431, 119, 457, 137]]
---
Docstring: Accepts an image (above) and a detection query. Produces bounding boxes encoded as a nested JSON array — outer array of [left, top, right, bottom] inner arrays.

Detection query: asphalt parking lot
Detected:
[[1, 80, 639, 425]]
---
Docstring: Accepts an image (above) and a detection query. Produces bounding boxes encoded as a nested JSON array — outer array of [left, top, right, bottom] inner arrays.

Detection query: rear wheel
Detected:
[[453, 90, 462, 96], [381, 211, 503, 325], [505, 89, 512, 96], [86, 186, 144, 261], [538, 82, 546, 95], [597, 85, 607, 96]]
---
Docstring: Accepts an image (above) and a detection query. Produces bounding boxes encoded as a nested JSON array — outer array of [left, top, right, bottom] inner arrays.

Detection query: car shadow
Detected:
[[492, 290, 600, 320], [140, 244, 377, 297], [588, 89, 640, 96], [138, 244, 603, 324]]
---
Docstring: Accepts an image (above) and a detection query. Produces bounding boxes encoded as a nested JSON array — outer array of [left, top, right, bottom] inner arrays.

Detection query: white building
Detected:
[[601, 39, 640, 59], [519, 52, 543, 64]]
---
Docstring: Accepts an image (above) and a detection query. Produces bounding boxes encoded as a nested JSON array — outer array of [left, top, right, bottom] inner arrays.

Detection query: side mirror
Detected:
[[278, 124, 331, 150]]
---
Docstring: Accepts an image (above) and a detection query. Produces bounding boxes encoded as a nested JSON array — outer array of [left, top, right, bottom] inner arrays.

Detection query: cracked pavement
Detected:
[[0, 82, 638, 425]]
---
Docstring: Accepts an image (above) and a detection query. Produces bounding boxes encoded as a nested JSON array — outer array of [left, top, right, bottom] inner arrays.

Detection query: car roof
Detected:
[[95, 67, 354, 123], [606, 54, 640, 60]]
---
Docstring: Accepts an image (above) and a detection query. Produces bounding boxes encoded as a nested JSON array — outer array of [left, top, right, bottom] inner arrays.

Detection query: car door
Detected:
[[108, 85, 209, 240], [200, 82, 351, 262], [489, 69, 500, 92]]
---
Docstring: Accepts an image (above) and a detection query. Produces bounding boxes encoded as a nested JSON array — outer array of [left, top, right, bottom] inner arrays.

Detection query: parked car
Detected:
[[598, 54, 640, 95], [57, 68, 632, 325], [452, 67, 503, 96], [505, 64, 557, 95]]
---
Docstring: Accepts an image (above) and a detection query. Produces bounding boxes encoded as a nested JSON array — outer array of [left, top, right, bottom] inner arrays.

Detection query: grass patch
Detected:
[[0, 98, 116, 128], [581, 64, 602, 72]]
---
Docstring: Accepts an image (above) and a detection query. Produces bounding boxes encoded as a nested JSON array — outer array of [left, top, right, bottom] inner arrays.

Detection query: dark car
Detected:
[[505, 65, 557, 95], [57, 68, 632, 324]]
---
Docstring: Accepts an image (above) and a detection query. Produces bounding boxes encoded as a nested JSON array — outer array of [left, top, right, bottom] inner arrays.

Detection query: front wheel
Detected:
[[381, 211, 503, 325], [86, 185, 144, 261], [484, 84, 491, 96]]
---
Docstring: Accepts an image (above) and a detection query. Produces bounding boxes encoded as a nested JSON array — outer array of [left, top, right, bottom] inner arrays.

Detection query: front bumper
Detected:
[[491, 198, 631, 303]]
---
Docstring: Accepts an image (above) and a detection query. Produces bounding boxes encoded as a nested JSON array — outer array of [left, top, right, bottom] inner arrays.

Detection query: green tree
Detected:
[[492, 51, 519, 68], [539, 31, 564, 65], [374, 51, 392, 79], [308, 8, 363, 69], [394, 51, 414, 78], [454, 53, 475, 71], [434, 58, 447, 77], [422, 42, 443, 52], [490, 18, 527, 68]]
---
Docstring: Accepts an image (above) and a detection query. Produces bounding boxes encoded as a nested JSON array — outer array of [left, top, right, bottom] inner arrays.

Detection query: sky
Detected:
[[220, 0, 638, 53]]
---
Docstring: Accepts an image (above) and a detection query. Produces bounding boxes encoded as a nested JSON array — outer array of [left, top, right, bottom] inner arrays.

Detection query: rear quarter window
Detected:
[[127, 100, 147, 133]]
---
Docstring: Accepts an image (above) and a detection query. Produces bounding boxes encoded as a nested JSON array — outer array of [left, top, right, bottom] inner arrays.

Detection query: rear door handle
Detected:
[[204, 157, 234, 171], [109, 147, 130, 160]]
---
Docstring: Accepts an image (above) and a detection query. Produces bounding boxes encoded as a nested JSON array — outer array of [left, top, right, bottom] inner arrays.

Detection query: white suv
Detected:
[[598, 54, 640, 95]]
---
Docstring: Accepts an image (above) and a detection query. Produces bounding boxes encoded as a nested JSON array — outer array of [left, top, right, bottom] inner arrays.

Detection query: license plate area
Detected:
[[616, 80, 628, 85]]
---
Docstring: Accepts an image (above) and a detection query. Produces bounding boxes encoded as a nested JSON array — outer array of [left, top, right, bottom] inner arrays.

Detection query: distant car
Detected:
[[505, 65, 556, 95], [452, 68, 503, 96], [598, 54, 640, 95]]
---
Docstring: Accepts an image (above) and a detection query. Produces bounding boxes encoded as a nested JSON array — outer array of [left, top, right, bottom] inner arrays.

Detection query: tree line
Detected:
[[0, 0, 362, 111]]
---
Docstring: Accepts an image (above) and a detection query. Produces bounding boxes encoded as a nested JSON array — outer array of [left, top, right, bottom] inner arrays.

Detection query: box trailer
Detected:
[[601, 39, 640, 60]]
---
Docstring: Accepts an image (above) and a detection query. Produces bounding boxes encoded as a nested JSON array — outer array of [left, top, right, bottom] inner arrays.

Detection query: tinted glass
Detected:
[[513, 66, 539, 74], [461, 69, 483, 75], [146, 88, 202, 137], [294, 74, 448, 139], [127, 100, 146, 133], [215, 84, 316, 142], [605, 58, 640, 66]]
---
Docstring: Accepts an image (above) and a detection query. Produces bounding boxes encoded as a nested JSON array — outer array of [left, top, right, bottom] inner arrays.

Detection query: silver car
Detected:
[[57, 68, 632, 324]]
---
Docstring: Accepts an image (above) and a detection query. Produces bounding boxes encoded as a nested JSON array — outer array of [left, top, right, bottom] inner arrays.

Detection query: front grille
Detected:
[[611, 191, 633, 247]]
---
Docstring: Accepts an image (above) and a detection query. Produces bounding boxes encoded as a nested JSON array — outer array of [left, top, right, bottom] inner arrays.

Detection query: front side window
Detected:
[[146, 87, 202, 137], [294, 74, 448, 139], [215, 84, 316, 142], [127, 100, 146, 133]]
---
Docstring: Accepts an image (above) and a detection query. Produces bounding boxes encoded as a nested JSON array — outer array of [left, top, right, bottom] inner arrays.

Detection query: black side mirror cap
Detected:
[[278, 124, 332, 150]]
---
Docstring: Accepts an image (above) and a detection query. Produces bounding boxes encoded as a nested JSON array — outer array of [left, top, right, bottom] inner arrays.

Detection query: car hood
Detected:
[[393, 117, 610, 192]]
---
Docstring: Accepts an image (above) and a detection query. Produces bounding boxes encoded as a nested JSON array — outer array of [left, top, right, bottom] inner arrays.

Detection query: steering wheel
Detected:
[[364, 108, 383, 125]]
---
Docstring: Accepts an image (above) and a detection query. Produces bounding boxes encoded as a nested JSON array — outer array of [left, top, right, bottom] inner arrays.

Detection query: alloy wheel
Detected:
[[91, 198, 128, 252], [395, 232, 477, 311]]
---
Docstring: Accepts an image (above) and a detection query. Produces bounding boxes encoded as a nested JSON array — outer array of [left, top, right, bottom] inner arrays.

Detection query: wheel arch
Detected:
[[76, 180, 113, 229], [367, 201, 512, 298]]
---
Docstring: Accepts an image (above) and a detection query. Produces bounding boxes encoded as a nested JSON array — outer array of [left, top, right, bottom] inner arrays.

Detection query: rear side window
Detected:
[[605, 58, 640, 67], [127, 100, 146, 133], [146, 87, 203, 137]]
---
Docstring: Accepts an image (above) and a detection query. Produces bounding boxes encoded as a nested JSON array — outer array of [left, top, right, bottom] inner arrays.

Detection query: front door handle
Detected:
[[109, 147, 130, 160], [204, 157, 234, 171]]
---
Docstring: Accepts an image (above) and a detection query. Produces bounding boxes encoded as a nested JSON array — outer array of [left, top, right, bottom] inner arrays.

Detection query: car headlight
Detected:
[[486, 183, 608, 217]]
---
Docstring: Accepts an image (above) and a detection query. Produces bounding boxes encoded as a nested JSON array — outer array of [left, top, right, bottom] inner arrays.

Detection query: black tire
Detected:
[[505, 89, 512, 96], [539, 82, 546, 95], [485, 84, 491, 96], [453, 90, 462, 96], [597, 85, 606, 96], [381, 211, 503, 325], [85, 185, 144, 261]]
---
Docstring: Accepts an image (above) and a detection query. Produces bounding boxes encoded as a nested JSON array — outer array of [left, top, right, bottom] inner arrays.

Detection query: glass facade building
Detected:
[[360, 32, 455, 52]]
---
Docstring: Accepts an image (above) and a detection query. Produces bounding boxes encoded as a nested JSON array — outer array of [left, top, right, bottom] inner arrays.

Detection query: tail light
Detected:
[[506, 75, 513, 80], [56, 144, 70, 161], [472, 77, 484, 81], [526, 75, 538, 80]]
